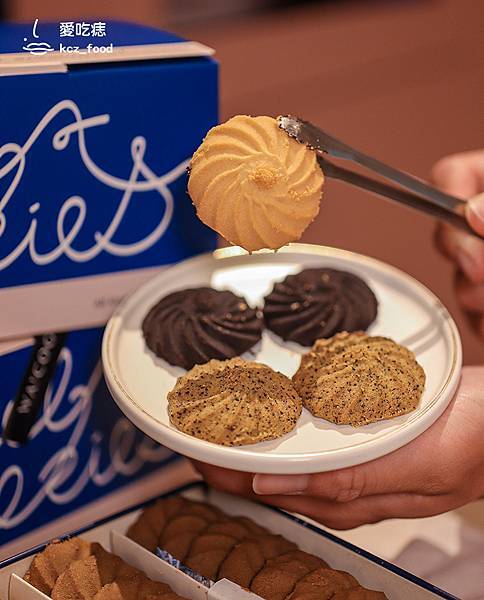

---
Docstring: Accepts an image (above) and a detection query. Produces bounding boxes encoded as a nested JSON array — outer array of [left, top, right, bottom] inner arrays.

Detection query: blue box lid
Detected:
[[0, 20, 214, 75]]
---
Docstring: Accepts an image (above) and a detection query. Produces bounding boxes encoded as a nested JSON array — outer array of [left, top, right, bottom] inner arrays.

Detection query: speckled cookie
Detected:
[[293, 331, 425, 426], [168, 357, 302, 446]]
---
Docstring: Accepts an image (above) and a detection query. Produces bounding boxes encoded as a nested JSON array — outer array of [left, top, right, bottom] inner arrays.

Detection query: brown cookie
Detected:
[[218, 534, 297, 588], [93, 578, 181, 600], [288, 567, 359, 600], [185, 533, 239, 580], [250, 550, 327, 600], [293, 332, 425, 426], [24, 537, 96, 596], [159, 515, 209, 561], [142, 287, 263, 370], [168, 358, 302, 446], [263, 268, 377, 346], [51, 554, 107, 599], [126, 496, 185, 551]]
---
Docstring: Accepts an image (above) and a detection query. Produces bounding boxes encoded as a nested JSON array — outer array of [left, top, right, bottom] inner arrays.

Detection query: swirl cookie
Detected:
[[188, 115, 324, 251], [168, 357, 302, 446], [142, 287, 263, 370], [25, 538, 185, 600], [263, 268, 378, 346], [293, 332, 425, 426]]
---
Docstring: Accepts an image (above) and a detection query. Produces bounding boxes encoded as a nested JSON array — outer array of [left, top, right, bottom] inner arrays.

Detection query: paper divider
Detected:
[[110, 531, 208, 600], [9, 574, 50, 600], [180, 487, 441, 600], [1, 484, 449, 600], [209, 580, 265, 600], [110, 531, 265, 600]]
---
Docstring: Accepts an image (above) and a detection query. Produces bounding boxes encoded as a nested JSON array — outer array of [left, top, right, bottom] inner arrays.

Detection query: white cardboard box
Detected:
[[0, 483, 457, 600]]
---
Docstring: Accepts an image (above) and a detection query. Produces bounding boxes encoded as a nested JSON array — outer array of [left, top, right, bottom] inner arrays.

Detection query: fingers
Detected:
[[431, 151, 484, 198], [253, 392, 468, 502], [195, 450, 443, 506], [455, 276, 484, 336], [196, 394, 458, 503], [252, 451, 423, 501], [466, 193, 484, 237], [456, 274, 484, 314], [191, 369, 484, 529], [256, 492, 464, 530], [435, 223, 484, 284], [192, 458, 464, 529], [432, 153, 484, 283], [191, 460, 256, 498]]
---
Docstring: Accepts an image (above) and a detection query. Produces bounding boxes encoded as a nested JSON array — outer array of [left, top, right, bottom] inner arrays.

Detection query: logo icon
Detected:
[[23, 19, 54, 55]]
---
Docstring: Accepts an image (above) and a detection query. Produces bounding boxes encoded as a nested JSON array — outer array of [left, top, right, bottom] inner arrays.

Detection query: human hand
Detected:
[[193, 366, 484, 529], [432, 150, 484, 336]]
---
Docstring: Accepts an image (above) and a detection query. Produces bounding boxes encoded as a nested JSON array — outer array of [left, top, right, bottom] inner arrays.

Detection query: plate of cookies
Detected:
[[102, 243, 461, 474]]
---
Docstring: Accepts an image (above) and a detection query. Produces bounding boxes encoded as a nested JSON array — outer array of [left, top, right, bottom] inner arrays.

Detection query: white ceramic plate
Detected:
[[102, 244, 462, 474]]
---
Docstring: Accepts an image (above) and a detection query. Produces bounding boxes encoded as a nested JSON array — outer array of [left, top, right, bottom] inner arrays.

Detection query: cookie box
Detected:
[[0, 18, 218, 552], [0, 482, 457, 600]]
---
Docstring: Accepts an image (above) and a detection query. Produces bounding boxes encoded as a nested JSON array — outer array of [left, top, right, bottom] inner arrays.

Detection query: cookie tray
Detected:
[[0, 482, 457, 600]]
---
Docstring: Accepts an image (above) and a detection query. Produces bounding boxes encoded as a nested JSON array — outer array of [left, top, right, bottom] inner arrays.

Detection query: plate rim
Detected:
[[102, 243, 462, 473]]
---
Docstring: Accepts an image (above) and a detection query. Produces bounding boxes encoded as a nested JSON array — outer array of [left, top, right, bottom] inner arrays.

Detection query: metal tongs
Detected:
[[278, 116, 483, 240]]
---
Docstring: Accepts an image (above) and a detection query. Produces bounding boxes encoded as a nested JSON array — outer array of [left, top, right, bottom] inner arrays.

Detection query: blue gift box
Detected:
[[0, 20, 218, 554]]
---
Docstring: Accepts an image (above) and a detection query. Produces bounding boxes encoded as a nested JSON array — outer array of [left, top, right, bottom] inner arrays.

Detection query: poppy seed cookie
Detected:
[[168, 358, 302, 446], [293, 332, 425, 426]]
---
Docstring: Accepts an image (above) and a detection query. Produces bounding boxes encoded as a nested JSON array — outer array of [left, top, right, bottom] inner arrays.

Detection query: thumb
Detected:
[[466, 193, 484, 237], [431, 155, 480, 198], [252, 401, 454, 500], [252, 449, 425, 501]]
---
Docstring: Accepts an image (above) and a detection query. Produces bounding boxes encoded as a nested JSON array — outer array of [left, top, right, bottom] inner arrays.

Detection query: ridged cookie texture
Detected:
[[142, 287, 263, 370], [263, 268, 378, 346], [168, 357, 302, 446], [25, 537, 185, 600], [127, 495, 388, 599], [293, 332, 425, 426], [188, 115, 324, 251]]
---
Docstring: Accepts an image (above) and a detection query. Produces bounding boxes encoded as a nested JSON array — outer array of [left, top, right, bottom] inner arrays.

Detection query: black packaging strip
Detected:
[[3, 332, 67, 444]]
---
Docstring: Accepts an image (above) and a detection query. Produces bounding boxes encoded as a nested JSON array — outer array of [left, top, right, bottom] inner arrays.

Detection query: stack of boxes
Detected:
[[0, 20, 218, 557]]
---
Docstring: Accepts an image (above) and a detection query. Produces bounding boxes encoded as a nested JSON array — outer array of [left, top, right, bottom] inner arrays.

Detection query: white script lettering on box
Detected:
[[0, 99, 189, 271], [0, 347, 171, 529]]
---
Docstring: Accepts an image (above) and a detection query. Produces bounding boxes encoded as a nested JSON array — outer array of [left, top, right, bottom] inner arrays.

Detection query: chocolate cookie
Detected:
[[142, 287, 263, 370], [263, 268, 377, 346]]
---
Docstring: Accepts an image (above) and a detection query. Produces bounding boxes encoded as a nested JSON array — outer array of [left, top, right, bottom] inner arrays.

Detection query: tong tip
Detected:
[[278, 115, 323, 155], [277, 115, 302, 139]]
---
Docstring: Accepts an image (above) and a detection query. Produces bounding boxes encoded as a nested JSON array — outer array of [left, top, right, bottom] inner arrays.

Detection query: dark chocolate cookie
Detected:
[[142, 287, 263, 369], [263, 268, 377, 346]]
